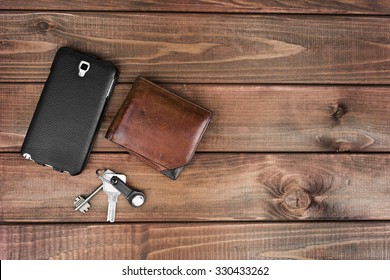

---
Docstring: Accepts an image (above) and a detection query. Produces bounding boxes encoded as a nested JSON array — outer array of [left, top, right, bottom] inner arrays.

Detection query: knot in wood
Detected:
[[282, 188, 312, 212], [38, 21, 49, 31], [330, 102, 347, 126]]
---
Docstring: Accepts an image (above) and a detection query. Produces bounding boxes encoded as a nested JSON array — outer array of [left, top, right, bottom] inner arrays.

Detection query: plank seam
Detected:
[[3, 82, 390, 87], [1, 10, 390, 16], [1, 220, 390, 226]]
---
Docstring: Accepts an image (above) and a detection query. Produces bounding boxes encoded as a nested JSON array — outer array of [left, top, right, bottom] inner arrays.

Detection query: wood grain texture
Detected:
[[1, 4, 389, 262], [1, 83, 390, 152], [2, 0, 390, 14], [1, 222, 390, 259], [1, 153, 389, 222], [1, 13, 390, 84]]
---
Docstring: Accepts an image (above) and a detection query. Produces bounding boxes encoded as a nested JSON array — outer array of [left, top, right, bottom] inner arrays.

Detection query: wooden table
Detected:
[[1, 1, 390, 260]]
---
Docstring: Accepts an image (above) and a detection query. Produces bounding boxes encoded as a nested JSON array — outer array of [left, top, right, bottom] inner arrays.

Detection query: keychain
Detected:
[[74, 169, 146, 223], [96, 169, 146, 208]]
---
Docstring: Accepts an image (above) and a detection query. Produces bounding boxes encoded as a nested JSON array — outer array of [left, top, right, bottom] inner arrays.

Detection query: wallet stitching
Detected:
[[108, 77, 212, 170]]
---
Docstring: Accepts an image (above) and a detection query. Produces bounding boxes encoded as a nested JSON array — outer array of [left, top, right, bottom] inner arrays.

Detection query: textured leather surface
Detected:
[[106, 77, 212, 179], [21, 47, 117, 175]]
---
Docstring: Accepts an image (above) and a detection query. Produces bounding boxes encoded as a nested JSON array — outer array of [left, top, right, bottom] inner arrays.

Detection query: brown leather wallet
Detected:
[[105, 77, 212, 179]]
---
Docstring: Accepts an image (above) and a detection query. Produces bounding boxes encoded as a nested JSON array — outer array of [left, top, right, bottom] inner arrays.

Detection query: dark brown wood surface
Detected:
[[1, 2, 390, 260], [2, 222, 390, 260], [1, 153, 389, 222], [1, 13, 390, 84], [1, 84, 389, 152], [2, 0, 390, 14]]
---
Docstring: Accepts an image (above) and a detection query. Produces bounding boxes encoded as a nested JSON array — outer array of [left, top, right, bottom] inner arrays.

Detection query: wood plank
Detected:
[[1, 0, 390, 14], [1, 84, 390, 152], [1, 153, 389, 222], [1, 222, 389, 259], [1, 13, 390, 84]]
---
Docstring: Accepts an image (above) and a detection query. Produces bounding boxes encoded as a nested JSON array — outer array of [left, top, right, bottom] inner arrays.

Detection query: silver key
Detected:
[[74, 196, 91, 213], [101, 171, 125, 223], [74, 184, 103, 213], [74, 169, 112, 213]]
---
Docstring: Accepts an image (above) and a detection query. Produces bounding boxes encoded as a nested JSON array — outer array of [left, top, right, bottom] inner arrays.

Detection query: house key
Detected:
[[74, 169, 111, 213], [97, 169, 124, 223], [74, 186, 102, 213]]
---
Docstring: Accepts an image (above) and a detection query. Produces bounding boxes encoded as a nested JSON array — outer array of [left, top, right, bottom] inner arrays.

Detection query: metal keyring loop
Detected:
[[96, 169, 111, 184]]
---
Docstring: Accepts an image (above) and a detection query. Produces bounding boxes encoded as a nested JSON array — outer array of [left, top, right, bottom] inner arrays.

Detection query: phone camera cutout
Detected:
[[78, 61, 90, 77]]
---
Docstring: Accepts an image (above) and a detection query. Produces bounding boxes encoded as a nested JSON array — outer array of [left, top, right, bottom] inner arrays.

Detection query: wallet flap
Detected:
[[106, 77, 212, 171]]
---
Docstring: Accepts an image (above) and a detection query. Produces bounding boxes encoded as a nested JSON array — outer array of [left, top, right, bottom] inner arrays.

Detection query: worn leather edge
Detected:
[[105, 81, 135, 141], [105, 136, 168, 171], [105, 136, 185, 179], [161, 166, 184, 180], [106, 135, 186, 179]]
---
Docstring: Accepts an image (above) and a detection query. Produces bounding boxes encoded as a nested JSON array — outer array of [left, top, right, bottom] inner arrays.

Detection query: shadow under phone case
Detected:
[[21, 47, 117, 175]]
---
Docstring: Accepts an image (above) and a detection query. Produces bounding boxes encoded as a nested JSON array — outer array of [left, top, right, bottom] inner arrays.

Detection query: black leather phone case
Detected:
[[21, 47, 117, 175]]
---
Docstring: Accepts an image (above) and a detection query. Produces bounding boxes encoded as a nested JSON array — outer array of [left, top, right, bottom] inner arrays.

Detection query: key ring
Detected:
[[96, 169, 112, 184]]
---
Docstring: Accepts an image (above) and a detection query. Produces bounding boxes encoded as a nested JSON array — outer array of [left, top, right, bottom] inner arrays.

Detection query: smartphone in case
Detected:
[[21, 47, 118, 175]]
